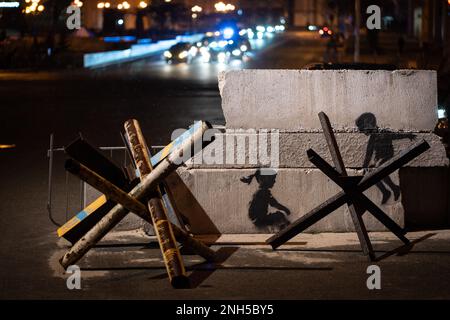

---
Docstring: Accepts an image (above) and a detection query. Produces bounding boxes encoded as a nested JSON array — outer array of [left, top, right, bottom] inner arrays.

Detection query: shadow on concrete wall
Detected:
[[165, 171, 221, 237], [356, 113, 416, 204], [240, 169, 291, 232], [356, 113, 449, 229]]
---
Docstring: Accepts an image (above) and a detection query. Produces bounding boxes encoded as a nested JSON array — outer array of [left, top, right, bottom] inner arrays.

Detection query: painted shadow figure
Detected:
[[240, 169, 291, 232], [356, 113, 416, 204]]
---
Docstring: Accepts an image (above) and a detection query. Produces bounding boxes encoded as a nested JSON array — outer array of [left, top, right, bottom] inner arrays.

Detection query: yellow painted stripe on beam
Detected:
[[57, 195, 107, 237], [84, 195, 107, 214], [57, 216, 80, 237], [160, 141, 173, 159]]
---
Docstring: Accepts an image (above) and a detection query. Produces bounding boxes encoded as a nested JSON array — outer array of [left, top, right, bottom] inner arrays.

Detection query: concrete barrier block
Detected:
[[166, 168, 409, 234], [219, 69, 438, 131], [186, 131, 448, 169]]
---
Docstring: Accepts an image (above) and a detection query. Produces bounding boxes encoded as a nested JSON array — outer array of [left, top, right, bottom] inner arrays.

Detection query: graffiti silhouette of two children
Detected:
[[356, 113, 416, 204], [240, 113, 415, 230], [240, 169, 291, 232]]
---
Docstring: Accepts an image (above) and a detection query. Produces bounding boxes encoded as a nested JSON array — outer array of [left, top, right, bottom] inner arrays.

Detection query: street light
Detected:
[[191, 5, 202, 13], [215, 2, 235, 13], [225, 4, 235, 11], [139, 1, 148, 9], [73, 0, 83, 7], [215, 2, 226, 12], [23, 0, 44, 14], [117, 1, 130, 10]]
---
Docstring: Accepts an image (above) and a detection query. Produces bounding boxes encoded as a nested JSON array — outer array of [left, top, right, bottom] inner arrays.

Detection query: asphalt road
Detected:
[[3, 31, 449, 300]]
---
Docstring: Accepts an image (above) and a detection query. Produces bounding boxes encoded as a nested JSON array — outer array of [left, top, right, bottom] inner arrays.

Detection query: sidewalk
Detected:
[[42, 229, 450, 299]]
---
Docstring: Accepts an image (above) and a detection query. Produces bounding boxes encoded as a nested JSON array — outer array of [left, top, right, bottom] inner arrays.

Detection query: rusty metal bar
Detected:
[[307, 149, 409, 244], [60, 121, 211, 271], [64, 159, 216, 262], [124, 119, 187, 288], [267, 139, 430, 249], [318, 111, 374, 260]]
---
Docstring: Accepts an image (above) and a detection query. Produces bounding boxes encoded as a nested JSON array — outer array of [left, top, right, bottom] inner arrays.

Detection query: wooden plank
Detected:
[[124, 119, 189, 289]]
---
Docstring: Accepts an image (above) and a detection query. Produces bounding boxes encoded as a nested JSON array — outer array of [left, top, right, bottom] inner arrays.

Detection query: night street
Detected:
[[1, 30, 450, 299], [1, 0, 450, 309], [0, 31, 331, 299]]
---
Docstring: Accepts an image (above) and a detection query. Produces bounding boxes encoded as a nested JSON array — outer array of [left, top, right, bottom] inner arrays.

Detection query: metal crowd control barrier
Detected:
[[46, 133, 165, 231]]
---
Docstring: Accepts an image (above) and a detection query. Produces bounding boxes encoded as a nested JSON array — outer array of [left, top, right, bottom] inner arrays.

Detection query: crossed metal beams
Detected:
[[267, 112, 430, 261]]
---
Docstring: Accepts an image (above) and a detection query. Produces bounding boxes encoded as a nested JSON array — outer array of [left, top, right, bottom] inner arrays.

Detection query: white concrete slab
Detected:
[[166, 168, 408, 234], [219, 69, 438, 131]]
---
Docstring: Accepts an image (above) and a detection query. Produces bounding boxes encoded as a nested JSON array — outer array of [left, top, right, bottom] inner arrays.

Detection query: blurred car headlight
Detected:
[[240, 45, 248, 52], [266, 26, 275, 33], [178, 51, 188, 59], [257, 32, 264, 39], [219, 40, 228, 48], [218, 52, 227, 63], [232, 49, 241, 56], [164, 51, 172, 58], [201, 51, 211, 63], [189, 46, 198, 55]]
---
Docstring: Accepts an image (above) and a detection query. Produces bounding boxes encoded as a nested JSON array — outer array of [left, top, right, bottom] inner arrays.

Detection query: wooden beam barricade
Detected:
[[124, 119, 188, 288], [58, 121, 207, 243], [60, 121, 212, 274], [64, 159, 216, 261]]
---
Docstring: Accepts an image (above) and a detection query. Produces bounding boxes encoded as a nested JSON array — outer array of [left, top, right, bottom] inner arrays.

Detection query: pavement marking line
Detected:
[[57, 121, 202, 240]]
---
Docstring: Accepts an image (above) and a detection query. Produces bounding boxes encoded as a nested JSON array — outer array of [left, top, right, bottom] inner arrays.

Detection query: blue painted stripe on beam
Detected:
[[76, 211, 87, 220], [150, 121, 202, 167]]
